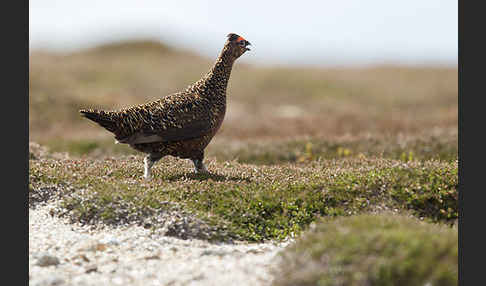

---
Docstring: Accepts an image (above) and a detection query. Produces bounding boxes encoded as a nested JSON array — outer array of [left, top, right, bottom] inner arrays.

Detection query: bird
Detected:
[[79, 33, 251, 180]]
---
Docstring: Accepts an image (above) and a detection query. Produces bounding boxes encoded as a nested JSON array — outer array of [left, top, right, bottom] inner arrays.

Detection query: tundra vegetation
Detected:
[[29, 41, 458, 285]]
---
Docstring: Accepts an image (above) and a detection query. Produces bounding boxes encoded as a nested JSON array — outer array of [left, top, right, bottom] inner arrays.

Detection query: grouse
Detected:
[[79, 33, 251, 179]]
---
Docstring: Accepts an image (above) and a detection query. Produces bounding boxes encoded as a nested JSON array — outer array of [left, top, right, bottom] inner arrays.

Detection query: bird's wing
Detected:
[[115, 94, 216, 144]]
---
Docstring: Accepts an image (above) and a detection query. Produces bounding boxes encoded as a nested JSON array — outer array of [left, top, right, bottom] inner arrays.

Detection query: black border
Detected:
[[458, 0, 463, 283], [459, 0, 482, 285], [7, 0, 29, 284], [24, 0, 29, 284]]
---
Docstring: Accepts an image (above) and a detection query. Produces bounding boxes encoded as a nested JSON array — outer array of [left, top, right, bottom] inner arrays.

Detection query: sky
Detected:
[[29, 0, 458, 67]]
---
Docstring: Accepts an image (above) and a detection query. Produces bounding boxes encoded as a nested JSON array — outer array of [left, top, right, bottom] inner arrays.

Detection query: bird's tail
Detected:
[[79, 109, 118, 134]]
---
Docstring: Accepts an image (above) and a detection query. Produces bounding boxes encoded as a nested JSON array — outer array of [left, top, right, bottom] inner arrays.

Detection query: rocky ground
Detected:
[[29, 202, 288, 286]]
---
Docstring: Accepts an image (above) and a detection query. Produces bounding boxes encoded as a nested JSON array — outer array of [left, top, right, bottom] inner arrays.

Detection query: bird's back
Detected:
[[81, 88, 225, 147]]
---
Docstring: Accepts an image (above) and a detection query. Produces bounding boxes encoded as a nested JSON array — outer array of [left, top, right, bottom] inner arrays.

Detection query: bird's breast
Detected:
[[212, 103, 226, 130]]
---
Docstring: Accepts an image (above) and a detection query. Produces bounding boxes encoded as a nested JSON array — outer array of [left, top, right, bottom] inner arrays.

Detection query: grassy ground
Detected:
[[29, 148, 457, 242], [273, 214, 457, 286], [29, 40, 458, 283]]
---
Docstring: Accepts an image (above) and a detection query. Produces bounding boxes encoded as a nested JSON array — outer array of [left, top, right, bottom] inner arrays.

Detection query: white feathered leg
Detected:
[[143, 156, 154, 180]]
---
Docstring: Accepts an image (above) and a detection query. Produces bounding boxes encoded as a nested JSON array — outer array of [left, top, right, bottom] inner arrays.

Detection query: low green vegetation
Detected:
[[46, 138, 138, 157], [29, 149, 457, 242], [208, 134, 457, 165], [43, 132, 457, 165], [273, 214, 458, 286]]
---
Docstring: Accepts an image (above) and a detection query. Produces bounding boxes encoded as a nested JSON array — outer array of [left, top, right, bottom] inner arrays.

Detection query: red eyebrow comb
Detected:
[[236, 36, 245, 42]]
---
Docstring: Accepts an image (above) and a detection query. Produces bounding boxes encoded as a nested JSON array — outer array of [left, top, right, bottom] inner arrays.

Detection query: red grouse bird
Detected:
[[79, 33, 251, 179]]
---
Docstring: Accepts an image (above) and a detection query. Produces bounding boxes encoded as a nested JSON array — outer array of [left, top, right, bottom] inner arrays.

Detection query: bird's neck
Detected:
[[193, 46, 235, 97], [209, 52, 234, 85]]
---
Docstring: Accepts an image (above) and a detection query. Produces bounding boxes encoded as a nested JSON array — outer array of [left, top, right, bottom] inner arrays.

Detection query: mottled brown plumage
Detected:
[[80, 33, 251, 179]]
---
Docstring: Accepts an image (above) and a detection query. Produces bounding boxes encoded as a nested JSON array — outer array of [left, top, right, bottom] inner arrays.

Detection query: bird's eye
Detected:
[[238, 41, 246, 46]]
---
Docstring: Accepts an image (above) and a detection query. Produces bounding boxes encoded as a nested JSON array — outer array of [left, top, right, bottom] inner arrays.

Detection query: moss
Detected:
[[29, 152, 457, 242], [273, 214, 457, 286]]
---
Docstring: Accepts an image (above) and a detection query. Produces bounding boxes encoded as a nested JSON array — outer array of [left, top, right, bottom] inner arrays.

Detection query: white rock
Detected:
[[29, 203, 287, 286], [36, 254, 60, 267]]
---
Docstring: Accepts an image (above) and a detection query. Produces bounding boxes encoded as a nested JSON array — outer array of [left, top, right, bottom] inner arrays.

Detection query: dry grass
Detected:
[[29, 40, 457, 147]]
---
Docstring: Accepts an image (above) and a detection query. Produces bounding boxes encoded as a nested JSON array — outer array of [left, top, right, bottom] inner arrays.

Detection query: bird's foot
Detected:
[[195, 164, 209, 174], [143, 171, 152, 180], [143, 168, 152, 180], [192, 159, 208, 174]]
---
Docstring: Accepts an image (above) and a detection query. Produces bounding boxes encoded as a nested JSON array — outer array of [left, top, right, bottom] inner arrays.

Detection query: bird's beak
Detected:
[[245, 40, 251, 51]]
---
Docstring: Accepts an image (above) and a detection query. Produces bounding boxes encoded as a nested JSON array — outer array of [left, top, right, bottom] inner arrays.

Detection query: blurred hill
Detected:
[[29, 40, 457, 156]]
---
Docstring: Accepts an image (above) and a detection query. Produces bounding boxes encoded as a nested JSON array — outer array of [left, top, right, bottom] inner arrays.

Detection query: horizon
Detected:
[[29, 0, 458, 67]]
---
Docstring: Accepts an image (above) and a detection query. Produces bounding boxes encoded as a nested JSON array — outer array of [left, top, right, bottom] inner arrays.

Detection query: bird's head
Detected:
[[225, 33, 251, 59]]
